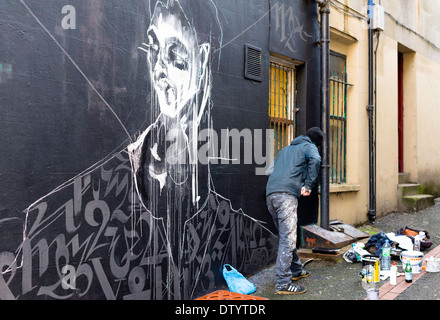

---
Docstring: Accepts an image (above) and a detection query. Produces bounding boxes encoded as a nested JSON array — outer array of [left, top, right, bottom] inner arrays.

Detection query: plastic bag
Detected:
[[343, 248, 358, 263], [343, 243, 370, 263], [395, 226, 433, 251], [222, 264, 256, 295]]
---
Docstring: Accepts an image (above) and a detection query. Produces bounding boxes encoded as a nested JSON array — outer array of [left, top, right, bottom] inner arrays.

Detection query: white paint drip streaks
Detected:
[[2, 1, 278, 300]]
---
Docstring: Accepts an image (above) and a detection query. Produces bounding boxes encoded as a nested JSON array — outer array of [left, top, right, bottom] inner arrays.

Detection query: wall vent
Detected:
[[244, 44, 262, 82]]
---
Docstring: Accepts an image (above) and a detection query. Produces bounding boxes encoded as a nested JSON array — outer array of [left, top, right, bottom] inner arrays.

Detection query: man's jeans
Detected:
[[266, 192, 302, 289]]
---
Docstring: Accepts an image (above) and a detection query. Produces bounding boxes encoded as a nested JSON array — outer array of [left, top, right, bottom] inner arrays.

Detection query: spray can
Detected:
[[373, 259, 380, 282]]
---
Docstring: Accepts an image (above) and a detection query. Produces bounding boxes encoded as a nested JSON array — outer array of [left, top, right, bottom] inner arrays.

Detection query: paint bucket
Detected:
[[361, 255, 380, 282], [366, 288, 379, 300], [400, 250, 424, 274]]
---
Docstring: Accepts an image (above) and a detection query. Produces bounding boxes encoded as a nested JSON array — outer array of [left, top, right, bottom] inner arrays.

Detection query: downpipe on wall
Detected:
[[367, 0, 376, 223], [317, 0, 330, 230]]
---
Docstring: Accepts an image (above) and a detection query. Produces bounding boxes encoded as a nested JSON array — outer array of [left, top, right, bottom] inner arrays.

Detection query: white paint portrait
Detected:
[[0, 0, 276, 300]]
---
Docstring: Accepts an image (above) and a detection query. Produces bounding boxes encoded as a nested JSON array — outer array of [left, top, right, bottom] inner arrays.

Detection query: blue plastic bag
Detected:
[[222, 264, 256, 295]]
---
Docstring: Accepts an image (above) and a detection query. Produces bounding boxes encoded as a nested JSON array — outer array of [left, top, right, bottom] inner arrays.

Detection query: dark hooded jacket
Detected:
[[266, 135, 321, 198]]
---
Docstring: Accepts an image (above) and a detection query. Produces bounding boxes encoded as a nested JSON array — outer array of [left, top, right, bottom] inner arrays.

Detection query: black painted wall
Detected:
[[0, 0, 320, 300]]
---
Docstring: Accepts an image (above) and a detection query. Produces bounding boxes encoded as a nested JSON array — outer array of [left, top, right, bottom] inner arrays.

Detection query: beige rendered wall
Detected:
[[381, 0, 440, 52], [324, 0, 440, 226], [380, 0, 440, 188], [328, 30, 401, 225], [415, 54, 440, 185], [328, 2, 371, 226], [402, 51, 418, 183], [375, 34, 399, 215]]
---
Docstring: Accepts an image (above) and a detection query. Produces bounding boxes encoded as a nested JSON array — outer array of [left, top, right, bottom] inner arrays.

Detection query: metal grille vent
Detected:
[[244, 44, 262, 82]]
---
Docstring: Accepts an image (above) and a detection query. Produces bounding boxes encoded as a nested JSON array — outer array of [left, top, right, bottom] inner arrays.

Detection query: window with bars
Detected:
[[329, 51, 349, 184], [269, 56, 297, 159]]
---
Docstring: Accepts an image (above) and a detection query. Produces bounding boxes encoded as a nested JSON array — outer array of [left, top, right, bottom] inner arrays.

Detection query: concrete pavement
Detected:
[[248, 200, 440, 300]]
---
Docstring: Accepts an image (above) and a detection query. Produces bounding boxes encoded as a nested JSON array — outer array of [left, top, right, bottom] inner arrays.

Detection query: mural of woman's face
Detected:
[[146, 5, 201, 118]]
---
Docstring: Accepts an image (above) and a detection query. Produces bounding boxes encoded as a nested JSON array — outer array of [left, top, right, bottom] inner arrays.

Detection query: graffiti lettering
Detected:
[[1, 150, 276, 299], [61, 265, 76, 290], [0, 252, 16, 300], [272, 2, 312, 52]]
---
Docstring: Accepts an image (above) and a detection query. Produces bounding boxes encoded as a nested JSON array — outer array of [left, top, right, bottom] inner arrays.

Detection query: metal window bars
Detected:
[[269, 60, 297, 159], [329, 68, 348, 184]]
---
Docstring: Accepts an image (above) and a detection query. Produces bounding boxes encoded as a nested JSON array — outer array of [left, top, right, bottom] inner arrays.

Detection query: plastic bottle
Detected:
[[414, 234, 421, 252], [390, 261, 397, 285], [381, 239, 391, 271], [405, 262, 413, 283], [361, 265, 375, 290]]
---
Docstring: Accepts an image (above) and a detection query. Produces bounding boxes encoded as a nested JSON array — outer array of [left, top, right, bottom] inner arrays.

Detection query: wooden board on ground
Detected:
[[298, 237, 371, 261]]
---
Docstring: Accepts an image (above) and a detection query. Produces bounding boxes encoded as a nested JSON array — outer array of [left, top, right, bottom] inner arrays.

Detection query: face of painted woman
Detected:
[[145, 6, 201, 118]]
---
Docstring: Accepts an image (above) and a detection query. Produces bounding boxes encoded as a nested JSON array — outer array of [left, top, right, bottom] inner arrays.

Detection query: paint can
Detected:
[[400, 250, 424, 274]]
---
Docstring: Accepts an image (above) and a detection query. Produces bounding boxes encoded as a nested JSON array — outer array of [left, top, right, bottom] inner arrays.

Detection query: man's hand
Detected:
[[301, 187, 311, 197]]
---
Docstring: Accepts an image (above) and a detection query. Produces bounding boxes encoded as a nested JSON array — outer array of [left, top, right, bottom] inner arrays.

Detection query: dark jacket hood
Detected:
[[291, 135, 312, 146]]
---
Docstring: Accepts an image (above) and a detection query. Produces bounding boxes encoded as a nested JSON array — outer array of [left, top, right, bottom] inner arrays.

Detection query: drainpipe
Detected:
[[367, 0, 376, 223], [317, 0, 330, 230]]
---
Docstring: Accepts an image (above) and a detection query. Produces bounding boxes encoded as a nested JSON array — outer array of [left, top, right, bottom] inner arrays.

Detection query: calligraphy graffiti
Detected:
[[0, 0, 278, 300], [272, 1, 312, 53], [0, 151, 277, 300]]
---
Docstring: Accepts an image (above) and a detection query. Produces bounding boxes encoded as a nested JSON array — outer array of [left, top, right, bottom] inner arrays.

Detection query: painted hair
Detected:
[[146, 0, 223, 64]]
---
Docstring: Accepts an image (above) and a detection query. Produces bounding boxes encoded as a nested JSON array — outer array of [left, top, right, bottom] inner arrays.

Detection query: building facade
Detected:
[[327, 0, 440, 226], [1, 0, 438, 301]]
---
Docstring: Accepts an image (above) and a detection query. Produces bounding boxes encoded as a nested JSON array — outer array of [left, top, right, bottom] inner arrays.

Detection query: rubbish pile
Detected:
[[344, 226, 433, 264], [343, 226, 434, 300]]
